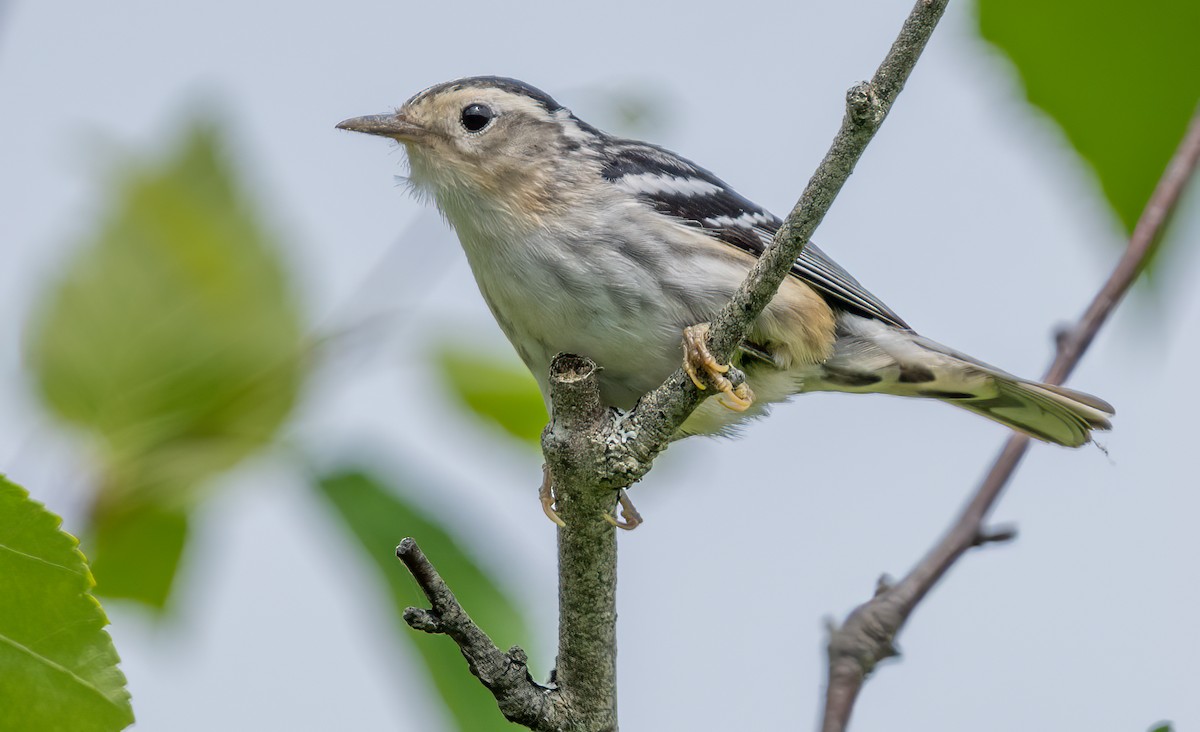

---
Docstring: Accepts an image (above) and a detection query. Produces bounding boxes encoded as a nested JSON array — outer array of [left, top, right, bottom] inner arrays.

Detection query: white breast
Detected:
[[436, 188, 749, 409]]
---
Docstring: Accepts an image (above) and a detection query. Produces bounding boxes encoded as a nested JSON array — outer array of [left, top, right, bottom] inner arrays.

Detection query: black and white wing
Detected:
[[598, 139, 911, 331]]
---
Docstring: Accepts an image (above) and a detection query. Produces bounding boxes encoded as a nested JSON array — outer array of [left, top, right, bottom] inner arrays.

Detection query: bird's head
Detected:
[[338, 76, 600, 219]]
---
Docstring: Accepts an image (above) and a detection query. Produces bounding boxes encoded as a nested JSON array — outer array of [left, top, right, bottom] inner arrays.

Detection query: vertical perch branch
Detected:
[[542, 354, 619, 730]]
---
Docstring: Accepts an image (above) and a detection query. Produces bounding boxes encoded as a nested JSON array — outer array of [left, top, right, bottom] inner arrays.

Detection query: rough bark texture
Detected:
[[396, 539, 566, 729], [544, 355, 619, 731]]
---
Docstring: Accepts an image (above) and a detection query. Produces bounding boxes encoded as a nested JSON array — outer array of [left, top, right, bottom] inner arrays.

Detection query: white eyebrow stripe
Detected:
[[615, 173, 725, 197]]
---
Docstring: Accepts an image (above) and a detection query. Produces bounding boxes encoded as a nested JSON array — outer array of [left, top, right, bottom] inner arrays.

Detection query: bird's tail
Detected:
[[944, 377, 1113, 447], [807, 315, 1114, 447]]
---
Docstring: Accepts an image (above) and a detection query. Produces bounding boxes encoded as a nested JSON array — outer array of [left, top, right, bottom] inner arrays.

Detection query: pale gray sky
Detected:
[[2, 1, 1198, 730]]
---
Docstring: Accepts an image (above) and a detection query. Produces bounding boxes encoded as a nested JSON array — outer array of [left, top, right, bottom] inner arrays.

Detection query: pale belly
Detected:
[[470, 245, 694, 410], [443, 201, 825, 431]]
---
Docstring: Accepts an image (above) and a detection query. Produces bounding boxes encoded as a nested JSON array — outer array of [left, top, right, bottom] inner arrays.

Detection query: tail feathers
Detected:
[[809, 315, 1114, 447], [951, 379, 1113, 448]]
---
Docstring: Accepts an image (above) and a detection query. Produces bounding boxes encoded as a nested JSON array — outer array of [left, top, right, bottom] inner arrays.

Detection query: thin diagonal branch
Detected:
[[820, 103, 1200, 732], [614, 0, 951, 474]]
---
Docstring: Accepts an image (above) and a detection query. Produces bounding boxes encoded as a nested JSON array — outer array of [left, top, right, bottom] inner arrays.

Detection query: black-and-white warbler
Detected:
[[338, 76, 1112, 448]]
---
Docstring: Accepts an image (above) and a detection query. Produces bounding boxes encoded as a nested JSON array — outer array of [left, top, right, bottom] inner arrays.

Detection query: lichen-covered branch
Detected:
[[542, 355, 620, 731], [819, 104, 1200, 732]]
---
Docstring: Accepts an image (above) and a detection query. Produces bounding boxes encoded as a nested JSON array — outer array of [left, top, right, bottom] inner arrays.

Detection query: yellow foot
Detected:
[[539, 464, 565, 527], [602, 488, 644, 531], [682, 323, 754, 411]]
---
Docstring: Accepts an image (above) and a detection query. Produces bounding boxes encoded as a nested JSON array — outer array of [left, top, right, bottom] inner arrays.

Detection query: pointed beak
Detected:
[[336, 113, 427, 142]]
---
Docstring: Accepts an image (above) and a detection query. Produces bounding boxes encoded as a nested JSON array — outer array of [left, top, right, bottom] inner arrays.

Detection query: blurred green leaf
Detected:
[[1149, 724, 1173, 732], [27, 118, 307, 609], [435, 346, 547, 446], [88, 501, 188, 609], [0, 476, 134, 732], [29, 119, 306, 496], [978, 0, 1200, 268], [316, 470, 529, 732]]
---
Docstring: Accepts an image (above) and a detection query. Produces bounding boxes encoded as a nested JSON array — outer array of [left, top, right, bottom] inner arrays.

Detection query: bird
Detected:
[[337, 76, 1113, 458]]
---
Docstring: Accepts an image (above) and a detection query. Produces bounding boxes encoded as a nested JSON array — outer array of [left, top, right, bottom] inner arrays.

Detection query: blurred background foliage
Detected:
[[435, 344, 547, 447], [27, 122, 308, 610], [977, 0, 1200, 270], [3, 1, 1198, 730]]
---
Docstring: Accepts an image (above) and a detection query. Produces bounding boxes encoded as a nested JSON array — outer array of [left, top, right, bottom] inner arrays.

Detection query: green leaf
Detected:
[[0, 476, 134, 732], [88, 502, 189, 610], [435, 345, 547, 445], [28, 118, 306, 499], [1148, 724, 1173, 732], [978, 0, 1200, 267], [26, 118, 307, 609], [316, 470, 529, 731]]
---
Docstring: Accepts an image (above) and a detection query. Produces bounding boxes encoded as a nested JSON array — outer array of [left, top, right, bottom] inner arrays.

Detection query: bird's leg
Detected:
[[602, 488, 644, 531], [539, 464, 565, 527], [682, 323, 753, 411]]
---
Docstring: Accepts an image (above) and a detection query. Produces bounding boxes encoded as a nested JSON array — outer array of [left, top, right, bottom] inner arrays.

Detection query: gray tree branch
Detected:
[[819, 104, 1200, 732], [396, 538, 567, 729], [396, 2, 952, 730], [607, 0, 950, 476], [542, 355, 620, 731]]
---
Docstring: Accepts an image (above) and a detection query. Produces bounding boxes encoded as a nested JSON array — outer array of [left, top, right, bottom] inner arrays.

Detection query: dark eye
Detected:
[[460, 103, 495, 132]]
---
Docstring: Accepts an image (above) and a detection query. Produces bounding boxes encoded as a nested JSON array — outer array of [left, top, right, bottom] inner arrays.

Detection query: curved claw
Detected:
[[539, 465, 566, 527], [602, 489, 644, 531], [682, 323, 755, 412], [716, 382, 754, 412]]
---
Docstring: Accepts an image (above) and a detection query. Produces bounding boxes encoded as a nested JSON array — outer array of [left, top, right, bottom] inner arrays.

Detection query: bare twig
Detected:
[[395, 538, 567, 730], [820, 104, 1200, 732]]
